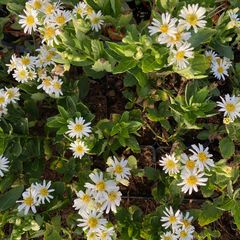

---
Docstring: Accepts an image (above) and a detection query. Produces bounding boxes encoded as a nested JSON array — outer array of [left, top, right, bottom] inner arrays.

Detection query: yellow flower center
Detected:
[[86, 6, 93, 15], [169, 215, 177, 223], [163, 237, 172, 240], [186, 14, 198, 26], [223, 117, 231, 125], [24, 196, 34, 206], [96, 181, 106, 191], [225, 103, 236, 112], [46, 51, 55, 61], [43, 78, 51, 87], [26, 15, 35, 25], [77, 8, 83, 15], [186, 175, 197, 186], [180, 230, 188, 238], [40, 187, 48, 196], [45, 4, 54, 15], [7, 90, 14, 99], [166, 159, 176, 169], [88, 217, 98, 228], [56, 15, 66, 25], [108, 191, 117, 201], [182, 219, 191, 228], [53, 81, 61, 90], [33, 0, 42, 9], [21, 57, 30, 65], [198, 152, 207, 162], [176, 51, 185, 60], [175, 32, 181, 41], [0, 96, 5, 104], [185, 159, 195, 170], [82, 194, 91, 203], [19, 70, 27, 78], [91, 17, 99, 24], [44, 27, 56, 40], [74, 123, 83, 132], [160, 24, 169, 33], [114, 164, 123, 174], [76, 145, 84, 154], [217, 66, 224, 74]]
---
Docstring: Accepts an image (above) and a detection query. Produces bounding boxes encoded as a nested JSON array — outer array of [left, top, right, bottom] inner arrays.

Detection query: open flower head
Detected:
[[0, 155, 9, 177], [159, 153, 180, 175], [88, 10, 104, 32], [35, 180, 55, 204], [19, 8, 39, 34], [161, 206, 181, 231], [70, 139, 89, 159]]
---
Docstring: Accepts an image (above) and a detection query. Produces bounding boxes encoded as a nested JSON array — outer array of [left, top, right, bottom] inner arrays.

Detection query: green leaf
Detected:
[[92, 59, 112, 72], [44, 223, 62, 240], [145, 167, 159, 180], [141, 54, 163, 73], [219, 137, 235, 159], [211, 41, 234, 60], [232, 200, 240, 229], [0, 186, 24, 211], [113, 59, 136, 74], [128, 67, 148, 87], [57, 106, 69, 120]]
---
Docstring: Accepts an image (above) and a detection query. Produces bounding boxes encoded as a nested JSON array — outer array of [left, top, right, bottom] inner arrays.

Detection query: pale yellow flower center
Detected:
[[176, 51, 185, 60], [76, 145, 84, 154], [108, 191, 117, 201], [91, 17, 99, 24], [26, 15, 35, 25], [0, 96, 5, 104], [185, 159, 195, 170], [45, 4, 54, 15], [19, 70, 27, 78], [163, 237, 172, 240], [24, 196, 34, 206], [114, 164, 123, 174], [223, 117, 231, 125], [53, 81, 61, 90], [217, 66, 224, 74], [33, 0, 42, 9], [88, 217, 98, 228], [166, 159, 176, 169], [225, 103, 236, 112], [7, 90, 14, 99], [86, 6, 93, 15], [96, 181, 106, 191], [82, 194, 91, 203], [160, 24, 169, 33], [169, 215, 176, 223], [186, 175, 197, 186], [21, 57, 30, 65], [198, 152, 207, 162], [186, 14, 198, 25], [182, 219, 191, 228], [74, 123, 83, 132], [180, 230, 188, 238], [40, 187, 48, 196], [44, 27, 56, 40], [56, 15, 66, 25], [43, 79, 51, 87], [175, 32, 181, 41], [46, 51, 55, 61]]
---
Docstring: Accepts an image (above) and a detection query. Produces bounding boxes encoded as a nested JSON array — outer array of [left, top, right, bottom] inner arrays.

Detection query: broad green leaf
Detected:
[[129, 67, 148, 87], [113, 59, 136, 74], [219, 137, 235, 159], [141, 54, 163, 73], [232, 200, 240, 229]]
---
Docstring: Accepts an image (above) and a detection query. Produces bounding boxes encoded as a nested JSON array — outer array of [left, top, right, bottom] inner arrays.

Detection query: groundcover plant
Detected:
[[0, 0, 240, 239]]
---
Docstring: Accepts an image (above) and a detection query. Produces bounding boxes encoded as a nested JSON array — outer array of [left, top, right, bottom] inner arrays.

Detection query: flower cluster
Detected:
[[0, 155, 10, 177], [66, 117, 92, 159], [161, 206, 195, 240], [217, 94, 240, 123], [17, 180, 54, 215], [0, 87, 20, 118], [205, 50, 232, 81], [228, 8, 240, 28], [73, 156, 131, 239], [148, 4, 207, 69], [159, 143, 214, 195]]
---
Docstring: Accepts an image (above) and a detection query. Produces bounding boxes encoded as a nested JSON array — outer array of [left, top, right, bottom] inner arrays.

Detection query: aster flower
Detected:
[[211, 57, 231, 80], [159, 153, 180, 175], [35, 180, 55, 204], [19, 8, 39, 34], [70, 139, 89, 159], [161, 206, 181, 231], [0, 155, 9, 177], [88, 11, 104, 32]]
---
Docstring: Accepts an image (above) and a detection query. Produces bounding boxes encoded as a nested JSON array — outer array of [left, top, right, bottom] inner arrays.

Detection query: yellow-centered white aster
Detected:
[[5, 87, 20, 104], [20, 54, 36, 70], [180, 212, 194, 229], [88, 11, 104, 32], [178, 169, 208, 195], [176, 225, 195, 240], [217, 94, 240, 121], [6, 54, 20, 73], [12, 66, 30, 83], [51, 76, 63, 97], [159, 153, 180, 175], [73, 189, 94, 211], [205, 50, 217, 65], [189, 143, 214, 171], [19, 8, 39, 34], [0, 155, 9, 177], [85, 172, 117, 202], [17, 188, 39, 215], [211, 57, 231, 80], [70, 139, 89, 159], [41, 1, 62, 17], [161, 206, 181, 230], [35, 180, 55, 204], [96, 227, 116, 240], [180, 153, 197, 172], [77, 210, 107, 233], [37, 75, 53, 94], [148, 13, 177, 37], [49, 9, 72, 26], [179, 4, 207, 32], [67, 117, 92, 139], [40, 24, 60, 46], [73, 2, 87, 18], [0, 90, 9, 107], [106, 156, 131, 181], [170, 42, 194, 69], [161, 231, 178, 240], [27, 0, 44, 11]]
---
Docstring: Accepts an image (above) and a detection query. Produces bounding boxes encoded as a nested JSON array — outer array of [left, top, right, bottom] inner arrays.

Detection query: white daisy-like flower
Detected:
[[88, 11, 104, 32], [228, 9, 240, 27], [51, 76, 63, 97], [0, 90, 9, 107], [0, 106, 8, 118], [27, 0, 44, 11], [66, 117, 92, 139], [106, 156, 131, 181], [85, 172, 117, 202], [37, 75, 53, 94], [77, 210, 107, 233], [0, 155, 9, 177], [5, 87, 20, 104], [189, 143, 214, 171], [211, 57, 231, 80], [180, 212, 194, 229], [180, 153, 197, 172], [96, 227, 116, 240], [170, 42, 194, 69], [176, 226, 195, 240], [41, 1, 62, 17], [73, 2, 87, 18], [179, 4, 207, 32], [6, 54, 20, 73], [49, 9, 72, 26], [28, 70, 37, 81], [178, 169, 208, 195], [12, 66, 30, 83], [40, 24, 60, 46], [19, 54, 36, 70], [216, 94, 240, 121], [73, 189, 94, 211], [159, 153, 180, 175], [161, 206, 181, 231], [17, 188, 39, 215], [35, 180, 55, 204], [148, 13, 177, 37], [158, 25, 191, 48], [70, 139, 89, 159], [87, 231, 99, 240], [161, 231, 177, 240], [36, 45, 58, 67], [205, 50, 217, 64], [85, 5, 94, 17], [101, 188, 122, 213], [19, 8, 39, 34]]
